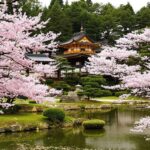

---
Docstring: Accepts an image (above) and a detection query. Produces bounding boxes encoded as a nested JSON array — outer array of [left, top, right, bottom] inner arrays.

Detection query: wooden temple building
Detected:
[[59, 29, 100, 68], [26, 27, 101, 77]]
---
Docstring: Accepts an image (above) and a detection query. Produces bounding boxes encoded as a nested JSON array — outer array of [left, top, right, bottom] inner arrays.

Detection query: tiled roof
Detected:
[[26, 54, 54, 62], [60, 32, 94, 46]]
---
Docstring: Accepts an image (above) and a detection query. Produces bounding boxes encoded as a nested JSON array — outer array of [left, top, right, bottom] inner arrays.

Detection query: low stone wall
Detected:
[[0, 122, 74, 133]]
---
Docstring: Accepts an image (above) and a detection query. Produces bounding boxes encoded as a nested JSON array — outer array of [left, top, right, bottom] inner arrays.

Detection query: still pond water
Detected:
[[0, 108, 150, 150]]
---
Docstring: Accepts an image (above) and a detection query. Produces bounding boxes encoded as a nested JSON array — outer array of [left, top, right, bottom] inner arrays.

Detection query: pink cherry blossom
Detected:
[[0, 1, 60, 105]]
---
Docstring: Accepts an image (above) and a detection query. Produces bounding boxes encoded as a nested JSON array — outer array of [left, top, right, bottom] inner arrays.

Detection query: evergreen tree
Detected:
[[20, 0, 42, 16], [99, 3, 118, 44], [44, 0, 72, 41], [117, 3, 136, 33], [50, 0, 63, 7], [86, 0, 92, 5], [136, 4, 150, 29]]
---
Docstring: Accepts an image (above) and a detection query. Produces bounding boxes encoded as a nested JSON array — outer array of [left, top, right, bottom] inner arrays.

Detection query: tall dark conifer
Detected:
[[86, 0, 92, 5], [50, 0, 63, 7], [44, 0, 72, 41]]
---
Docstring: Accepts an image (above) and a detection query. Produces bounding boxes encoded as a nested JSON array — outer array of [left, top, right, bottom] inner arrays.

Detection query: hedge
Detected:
[[82, 119, 105, 130]]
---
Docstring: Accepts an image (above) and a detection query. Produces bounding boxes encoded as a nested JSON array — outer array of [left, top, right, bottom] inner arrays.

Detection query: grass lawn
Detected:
[[0, 112, 75, 129], [93, 96, 119, 101], [0, 113, 46, 127], [92, 96, 149, 101]]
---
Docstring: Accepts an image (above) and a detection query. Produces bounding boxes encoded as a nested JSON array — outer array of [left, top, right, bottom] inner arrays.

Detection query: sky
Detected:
[[39, 0, 149, 11]]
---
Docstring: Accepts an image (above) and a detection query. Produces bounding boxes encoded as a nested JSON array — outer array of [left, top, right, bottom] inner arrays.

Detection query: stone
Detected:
[[60, 91, 80, 102], [0, 128, 5, 133], [73, 118, 87, 126], [10, 124, 22, 132], [100, 104, 112, 109]]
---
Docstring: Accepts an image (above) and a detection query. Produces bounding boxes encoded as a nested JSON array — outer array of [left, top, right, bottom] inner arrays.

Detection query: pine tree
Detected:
[[86, 0, 92, 5], [50, 0, 63, 8], [44, 0, 72, 41], [20, 0, 42, 16], [136, 3, 150, 29]]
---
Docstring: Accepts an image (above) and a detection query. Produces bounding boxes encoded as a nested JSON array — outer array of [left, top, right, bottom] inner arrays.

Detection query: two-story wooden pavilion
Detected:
[[59, 29, 100, 68]]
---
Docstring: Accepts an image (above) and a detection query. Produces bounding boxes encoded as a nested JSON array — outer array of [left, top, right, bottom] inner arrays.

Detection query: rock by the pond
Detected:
[[100, 104, 112, 109], [0, 128, 5, 133], [9, 124, 22, 132], [73, 118, 87, 126], [60, 91, 80, 102]]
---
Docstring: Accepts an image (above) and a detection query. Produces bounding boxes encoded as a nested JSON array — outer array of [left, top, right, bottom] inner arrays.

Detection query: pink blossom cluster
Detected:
[[116, 28, 150, 49], [87, 28, 150, 97], [0, 1, 60, 104], [87, 52, 140, 78], [0, 103, 14, 109], [131, 117, 150, 133], [49, 88, 62, 96]]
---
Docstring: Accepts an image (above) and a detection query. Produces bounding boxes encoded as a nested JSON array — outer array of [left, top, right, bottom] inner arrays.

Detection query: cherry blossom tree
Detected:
[[0, 1, 61, 107], [87, 28, 150, 98]]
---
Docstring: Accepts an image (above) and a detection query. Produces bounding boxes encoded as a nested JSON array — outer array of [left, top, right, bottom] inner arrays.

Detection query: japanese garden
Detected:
[[0, 0, 150, 149]]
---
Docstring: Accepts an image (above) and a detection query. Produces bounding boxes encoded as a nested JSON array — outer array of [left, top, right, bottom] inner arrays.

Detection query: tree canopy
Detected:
[[9, 0, 150, 44]]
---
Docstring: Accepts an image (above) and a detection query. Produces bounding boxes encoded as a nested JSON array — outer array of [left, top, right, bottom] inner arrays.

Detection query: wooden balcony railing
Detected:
[[64, 50, 95, 55]]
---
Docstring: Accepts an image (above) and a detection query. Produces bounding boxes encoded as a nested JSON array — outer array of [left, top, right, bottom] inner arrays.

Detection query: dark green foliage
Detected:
[[79, 104, 85, 110], [64, 75, 80, 86], [50, 0, 63, 7], [83, 88, 112, 98], [115, 91, 129, 97], [81, 76, 106, 86], [127, 57, 141, 66], [6, 0, 150, 44], [80, 76, 112, 99], [42, 0, 72, 41], [45, 79, 54, 86], [29, 100, 37, 104], [1, 105, 21, 114], [52, 81, 71, 92], [82, 119, 105, 129], [136, 4, 150, 29], [43, 108, 65, 122], [21, 0, 42, 16]]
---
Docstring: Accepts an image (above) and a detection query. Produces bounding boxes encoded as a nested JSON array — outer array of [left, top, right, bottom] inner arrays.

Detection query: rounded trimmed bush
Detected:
[[43, 108, 65, 122], [29, 100, 36, 104], [82, 119, 105, 130]]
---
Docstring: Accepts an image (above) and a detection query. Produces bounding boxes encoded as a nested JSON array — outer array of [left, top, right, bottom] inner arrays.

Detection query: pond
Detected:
[[0, 108, 150, 150]]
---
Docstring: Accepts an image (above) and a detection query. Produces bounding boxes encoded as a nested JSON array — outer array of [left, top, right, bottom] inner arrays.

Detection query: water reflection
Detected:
[[0, 108, 150, 150]]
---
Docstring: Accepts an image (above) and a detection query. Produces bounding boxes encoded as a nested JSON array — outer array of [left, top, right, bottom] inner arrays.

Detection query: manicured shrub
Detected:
[[81, 76, 107, 86], [82, 119, 105, 130], [2, 105, 21, 114], [115, 91, 129, 97], [43, 108, 65, 122], [52, 81, 71, 91], [82, 87, 112, 98], [84, 82, 100, 88], [45, 79, 54, 85], [99, 90, 112, 97], [64, 75, 80, 86], [29, 100, 36, 104], [79, 75, 112, 99]]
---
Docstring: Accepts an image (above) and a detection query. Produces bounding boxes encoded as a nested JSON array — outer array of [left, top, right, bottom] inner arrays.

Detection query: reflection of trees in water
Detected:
[[0, 131, 47, 149], [1, 109, 150, 150], [42, 128, 89, 149], [0, 129, 89, 149], [82, 128, 105, 137], [127, 133, 150, 150], [15, 144, 93, 150], [67, 108, 118, 123]]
